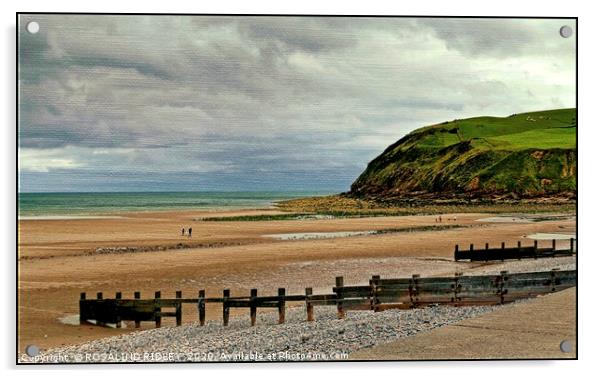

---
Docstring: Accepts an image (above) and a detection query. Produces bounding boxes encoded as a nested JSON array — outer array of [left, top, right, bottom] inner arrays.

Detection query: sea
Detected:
[[18, 191, 332, 219]]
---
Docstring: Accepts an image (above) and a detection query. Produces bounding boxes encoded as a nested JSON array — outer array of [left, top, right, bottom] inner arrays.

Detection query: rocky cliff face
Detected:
[[350, 109, 576, 199]]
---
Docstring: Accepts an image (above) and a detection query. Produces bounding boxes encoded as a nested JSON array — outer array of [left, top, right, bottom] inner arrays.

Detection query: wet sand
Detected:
[[17, 209, 576, 352]]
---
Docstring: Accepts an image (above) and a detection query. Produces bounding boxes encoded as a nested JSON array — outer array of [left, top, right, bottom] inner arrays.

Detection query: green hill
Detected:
[[350, 109, 576, 199]]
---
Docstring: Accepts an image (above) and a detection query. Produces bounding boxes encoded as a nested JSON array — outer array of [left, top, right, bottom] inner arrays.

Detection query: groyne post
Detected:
[[305, 287, 314, 322], [223, 289, 230, 326]]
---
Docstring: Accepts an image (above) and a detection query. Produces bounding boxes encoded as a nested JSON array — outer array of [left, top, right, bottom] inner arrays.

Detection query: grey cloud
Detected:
[[420, 18, 575, 58], [17, 15, 576, 192], [237, 17, 359, 53]]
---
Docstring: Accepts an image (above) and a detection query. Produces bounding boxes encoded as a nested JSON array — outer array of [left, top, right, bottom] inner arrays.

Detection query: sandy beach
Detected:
[[17, 208, 576, 353]]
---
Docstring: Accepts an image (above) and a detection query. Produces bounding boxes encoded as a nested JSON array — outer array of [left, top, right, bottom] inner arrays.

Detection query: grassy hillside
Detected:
[[350, 109, 576, 199]]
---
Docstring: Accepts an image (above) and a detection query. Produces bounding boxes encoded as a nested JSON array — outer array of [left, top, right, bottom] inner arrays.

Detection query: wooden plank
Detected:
[[504, 279, 554, 289], [371, 278, 412, 286], [226, 300, 252, 308], [115, 299, 157, 307], [204, 298, 226, 303], [307, 294, 337, 302], [506, 271, 555, 281], [413, 284, 456, 294], [309, 299, 339, 306], [507, 287, 553, 296], [336, 286, 372, 297], [455, 294, 501, 302], [158, 311, 177, 317], [115, 304, 156, 321], [414, 277, 456, 285], [255, 301, 280, 308], [375, 295, 411, 304], [448, 299, 501, 306], [552, 270, 577, 279], [413, 294, 455, 303], [374, 283, 412, 291], [375, 287, 412, 295]]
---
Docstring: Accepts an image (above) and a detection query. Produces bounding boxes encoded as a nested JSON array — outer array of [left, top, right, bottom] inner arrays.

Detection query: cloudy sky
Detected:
[[18, 15, 576, 192]]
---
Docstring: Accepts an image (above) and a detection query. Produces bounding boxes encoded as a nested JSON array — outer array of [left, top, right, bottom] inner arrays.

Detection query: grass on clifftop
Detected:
[[351, 108, 577, 197], [412, 108, 576, 150]]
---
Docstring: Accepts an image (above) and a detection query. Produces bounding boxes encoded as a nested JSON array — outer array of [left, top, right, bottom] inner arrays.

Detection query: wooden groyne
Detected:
[[79, 269, 576, 329], [454, 238, 576, 262]]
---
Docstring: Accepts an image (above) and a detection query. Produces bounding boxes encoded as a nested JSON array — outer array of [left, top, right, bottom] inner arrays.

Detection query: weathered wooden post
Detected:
[[411, 274, 421, 307], [250, 288, 258, 326], [175, 291, 182, 326], [115, 292, 122, 328], [305, 288, 314, 322], [534, 240, 538, 259], [453, 272, 463, 305], [499, 271, 508, 304], [96, 292, 104, 327], [551, 268, 559, 292], [335, 276, 345, 319], [570, 238, 575, 253], [154, 291, 162, 328], [552, 239, 556, 251], [198, 290, 205, 326], [454, 245, 459, 261], [223, 289, 230, 326], [278, 288, 286, 324], [371, 275, 380, 312], [79, 292, 87, 325], [134, 291, 141, 328], [470, 243, 474, 251], [485, 243, 489, 250]]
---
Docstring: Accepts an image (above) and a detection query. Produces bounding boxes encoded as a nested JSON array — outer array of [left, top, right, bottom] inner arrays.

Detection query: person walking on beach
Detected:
[[181, 228, 185, 236], [188, 227, 192, 238]]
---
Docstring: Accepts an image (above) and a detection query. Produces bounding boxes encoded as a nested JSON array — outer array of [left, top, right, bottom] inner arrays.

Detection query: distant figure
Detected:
[[438, 216, 442, 223], [181, 228, 185, 236], [453, 216, 457, 221], [188, 227, 192, 238]]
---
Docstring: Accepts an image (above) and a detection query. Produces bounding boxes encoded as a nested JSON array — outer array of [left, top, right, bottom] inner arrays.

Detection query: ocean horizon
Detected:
[[17, 191, 335, 217]]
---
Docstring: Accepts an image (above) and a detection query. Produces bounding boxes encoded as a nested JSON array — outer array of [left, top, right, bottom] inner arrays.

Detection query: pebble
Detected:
[[21, 304, 509, 363]]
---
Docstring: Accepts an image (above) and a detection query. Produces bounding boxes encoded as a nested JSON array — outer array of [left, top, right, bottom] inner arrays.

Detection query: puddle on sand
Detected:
[[264, 231, 377, 240], [477, 216, 533, 223], [526, 233, 575, 240], [478, 214, 575, 224], [58, 314, 126, 328]]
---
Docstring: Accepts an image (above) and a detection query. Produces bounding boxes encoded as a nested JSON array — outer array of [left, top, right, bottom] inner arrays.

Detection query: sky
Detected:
[[18, 15, 576, 192]]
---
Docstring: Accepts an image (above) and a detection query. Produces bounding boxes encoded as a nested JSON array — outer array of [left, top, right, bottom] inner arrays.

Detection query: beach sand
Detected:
[[17, 209, 576, 352]]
